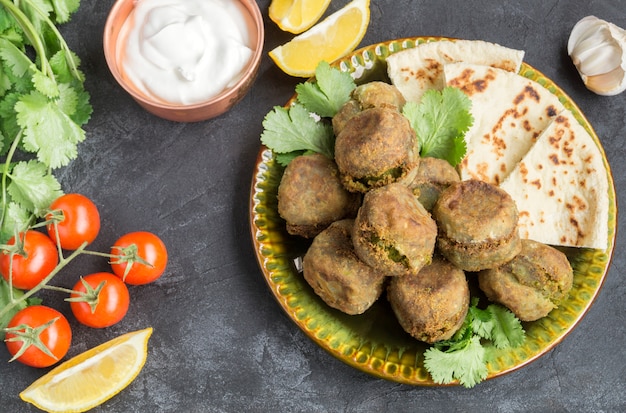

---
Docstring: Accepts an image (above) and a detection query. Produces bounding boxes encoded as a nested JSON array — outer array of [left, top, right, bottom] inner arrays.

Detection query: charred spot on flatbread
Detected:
[[444, 62, 564, 185], [500, 110, 609, 249], [387, 39, 524, 103]]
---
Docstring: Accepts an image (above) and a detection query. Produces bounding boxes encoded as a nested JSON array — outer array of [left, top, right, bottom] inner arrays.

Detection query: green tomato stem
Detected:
[[0, 241, 88, 320]]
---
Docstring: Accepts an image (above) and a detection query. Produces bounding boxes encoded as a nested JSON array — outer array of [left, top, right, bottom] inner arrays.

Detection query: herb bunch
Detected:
[[0, 0, 91, 243]]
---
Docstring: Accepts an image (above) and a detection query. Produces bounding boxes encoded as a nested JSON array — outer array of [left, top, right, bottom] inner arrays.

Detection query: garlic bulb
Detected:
[[567, 15, 626, 96]]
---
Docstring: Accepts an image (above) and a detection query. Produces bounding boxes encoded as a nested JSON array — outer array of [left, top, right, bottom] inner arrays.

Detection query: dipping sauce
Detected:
[[117, 0, 254, 105]]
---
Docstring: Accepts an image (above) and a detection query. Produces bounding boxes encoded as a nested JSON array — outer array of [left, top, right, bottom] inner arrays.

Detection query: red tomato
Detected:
[[69, 272, 130, 328], [46, 193, 101, 250], [0, 230, 59, 290], [110, 231, 168, 285], [5, 305, 72, 368]]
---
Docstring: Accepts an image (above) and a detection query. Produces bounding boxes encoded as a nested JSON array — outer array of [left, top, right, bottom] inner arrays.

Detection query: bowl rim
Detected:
[[102, 0, 265, 111]]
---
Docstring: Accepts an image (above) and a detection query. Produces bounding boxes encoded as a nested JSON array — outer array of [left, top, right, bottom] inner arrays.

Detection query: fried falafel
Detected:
[[433, 179, 522, 271], [352, 183, 437, 277], [478, 239, 573, 321], [333, 81, 406, 135], [408, 156, 461, 211], [387, 255, 470, 343], [277, 153, 361, 238], [302, 219, 386, 315], [335, 107, 420, 193]]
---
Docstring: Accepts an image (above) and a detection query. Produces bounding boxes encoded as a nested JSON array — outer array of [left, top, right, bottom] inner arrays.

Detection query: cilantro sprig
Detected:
[[261, 61, 354, 166], [424, 298, 525, 388], [0, 0, 91, 242]]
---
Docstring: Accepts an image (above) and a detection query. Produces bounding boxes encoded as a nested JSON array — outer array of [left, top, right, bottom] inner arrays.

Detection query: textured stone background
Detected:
[[1, 1, 624, 412]]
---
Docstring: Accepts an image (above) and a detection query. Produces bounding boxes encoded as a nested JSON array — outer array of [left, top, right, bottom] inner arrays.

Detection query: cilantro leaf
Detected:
[[425, 336, 488, 388], [469, 304, 495, 339], [296, 61, 356, 118], [261, 103, 334, 160], [0, 37, 32, 78], [7, 160, 63, 215], [15, 89, 85, 168], [50, 0, 81, 23], [423, 299, 525, 388], [487, 304, 526, 349], [403, 86, 473, 166], [0, 201, 32, 242]]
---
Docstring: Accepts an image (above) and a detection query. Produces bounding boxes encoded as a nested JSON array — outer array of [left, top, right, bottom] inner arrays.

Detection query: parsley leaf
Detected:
[[295, 61, 355, 118], [403, 86, 473, 166], [261, 103, 334, 165]]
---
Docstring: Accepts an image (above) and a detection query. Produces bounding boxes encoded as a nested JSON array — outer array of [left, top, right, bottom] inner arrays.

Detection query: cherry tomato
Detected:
[[5, 305, 72, 368], [46, 193, 101, 250], [69, 272, 130, 328], [110, 231, 168, 285], [0, 230, 59, 290]]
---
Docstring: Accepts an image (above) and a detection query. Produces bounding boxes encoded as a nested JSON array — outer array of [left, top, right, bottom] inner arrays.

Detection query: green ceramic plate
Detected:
[[249, 37, 617, 386]]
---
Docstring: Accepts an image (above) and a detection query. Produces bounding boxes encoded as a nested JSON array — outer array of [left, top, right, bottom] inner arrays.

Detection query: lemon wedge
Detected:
[[269, 0, 332, 34], [269, 0, 371, 77], [20, 327, 153, 413]]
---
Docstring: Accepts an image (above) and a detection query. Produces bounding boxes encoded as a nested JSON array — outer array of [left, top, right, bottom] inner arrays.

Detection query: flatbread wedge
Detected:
[[500, 110, 609, 250], [387, 39, 524, 103], [445, 62, 565, 185]]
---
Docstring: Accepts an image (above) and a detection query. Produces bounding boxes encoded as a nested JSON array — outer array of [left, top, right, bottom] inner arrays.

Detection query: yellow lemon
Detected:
[[269, 0, 332, 34], [20, 327, 153, 413], [269, 0, 371, 77]]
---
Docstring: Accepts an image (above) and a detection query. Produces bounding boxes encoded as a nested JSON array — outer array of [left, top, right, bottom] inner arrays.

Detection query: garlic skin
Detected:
[[567, 16, 626, 96]]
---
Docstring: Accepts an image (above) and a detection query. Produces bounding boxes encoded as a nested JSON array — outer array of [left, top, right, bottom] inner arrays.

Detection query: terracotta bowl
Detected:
[[103, 0, 264, 122]]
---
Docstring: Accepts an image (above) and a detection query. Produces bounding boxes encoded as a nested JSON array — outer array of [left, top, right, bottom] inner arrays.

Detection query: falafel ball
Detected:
[[408, 156, 461, 211], [387, 255, 470, 343], [277, 153, 361, 238], [335, 107, 420, 193], [478, 239, 573, 321], [352, 183, 437, 277], [302, 219, 386, 315], [333, 81, 406, 135], [433, 179, 522, 271]]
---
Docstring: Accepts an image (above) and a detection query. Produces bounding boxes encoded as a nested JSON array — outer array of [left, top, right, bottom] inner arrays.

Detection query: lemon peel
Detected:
[[269, 0, 332, 34], [269, 0, 371, 77], [20, 327, 153, 413]]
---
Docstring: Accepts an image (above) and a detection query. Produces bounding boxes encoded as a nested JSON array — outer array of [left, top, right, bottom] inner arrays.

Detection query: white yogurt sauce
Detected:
[[118, 0, 254, 105]]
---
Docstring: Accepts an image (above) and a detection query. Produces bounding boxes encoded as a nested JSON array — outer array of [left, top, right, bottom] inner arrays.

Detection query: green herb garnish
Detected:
[[424, 298, 525, 388], [403, 86, 473, 167], [295, 61, 355, 118], [261, 103, 335, 164], [261, 61, 355, 165], [0, 0, 91, 242]]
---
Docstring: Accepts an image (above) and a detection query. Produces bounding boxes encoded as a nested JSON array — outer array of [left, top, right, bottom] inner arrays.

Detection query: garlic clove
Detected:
[[576, 41, 622, 76], [568, 15, 626, 96], [584, 66, 625, 96]]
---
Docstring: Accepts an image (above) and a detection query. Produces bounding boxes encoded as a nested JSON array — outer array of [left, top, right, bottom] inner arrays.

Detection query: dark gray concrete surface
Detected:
[[1, 1, 624, 412]]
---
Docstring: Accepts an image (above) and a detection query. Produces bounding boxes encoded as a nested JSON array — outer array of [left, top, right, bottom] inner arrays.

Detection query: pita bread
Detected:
[[500, 110, 609, 250], [387, 39, 524, 103], [444, 63, 565, 185]]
